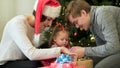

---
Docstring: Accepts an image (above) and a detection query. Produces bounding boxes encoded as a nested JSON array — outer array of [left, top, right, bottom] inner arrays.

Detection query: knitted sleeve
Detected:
[[8, 16, 61, 60], [85, 7, 120, 57]]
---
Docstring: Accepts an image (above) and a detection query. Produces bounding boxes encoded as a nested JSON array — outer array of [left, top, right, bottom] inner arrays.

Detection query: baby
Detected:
[[40, 23, 71, 66]]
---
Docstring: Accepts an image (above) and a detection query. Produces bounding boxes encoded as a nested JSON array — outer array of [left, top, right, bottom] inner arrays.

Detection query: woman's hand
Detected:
[[60, 47, 78, 61]]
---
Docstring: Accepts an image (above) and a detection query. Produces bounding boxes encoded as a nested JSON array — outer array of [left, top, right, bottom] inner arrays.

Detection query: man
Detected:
[[65, 0, 120, 68]]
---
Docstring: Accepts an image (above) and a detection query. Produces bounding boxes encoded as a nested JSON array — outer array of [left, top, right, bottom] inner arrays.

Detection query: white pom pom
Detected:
[[33, 34, 40, 47]]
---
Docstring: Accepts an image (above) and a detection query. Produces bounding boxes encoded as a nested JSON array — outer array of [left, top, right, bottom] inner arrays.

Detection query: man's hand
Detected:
[[70, 46, 85, 58]]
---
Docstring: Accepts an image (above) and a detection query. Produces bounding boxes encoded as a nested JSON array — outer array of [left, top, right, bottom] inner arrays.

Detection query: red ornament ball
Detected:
[[74, 32, 77, 36]]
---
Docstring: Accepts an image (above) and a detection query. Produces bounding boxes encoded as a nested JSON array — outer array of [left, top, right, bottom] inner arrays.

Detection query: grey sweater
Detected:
[[85, 6, 120, 57]]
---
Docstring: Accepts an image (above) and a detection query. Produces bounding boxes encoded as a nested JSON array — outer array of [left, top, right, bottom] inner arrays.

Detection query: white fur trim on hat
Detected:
[[43, 5, 61, 18], [33, 34, 40, 47], [33, 0, 61, 18]]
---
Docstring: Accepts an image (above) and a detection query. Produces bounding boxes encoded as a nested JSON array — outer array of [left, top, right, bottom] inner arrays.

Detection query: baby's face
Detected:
[[53, 31, 69, 47]]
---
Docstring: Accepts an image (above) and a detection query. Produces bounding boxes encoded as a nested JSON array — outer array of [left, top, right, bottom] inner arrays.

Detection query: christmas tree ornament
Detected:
[[80, 28, 83, 31], [74, 32, 77, 37], [90, 36, 95, 42]]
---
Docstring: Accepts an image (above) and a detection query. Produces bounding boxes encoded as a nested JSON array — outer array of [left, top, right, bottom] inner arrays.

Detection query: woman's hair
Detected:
[[65, 0, 91, 21], [33, 10, 57, 25], [33, 10, 47, 22], [49, 23, 69, 47]]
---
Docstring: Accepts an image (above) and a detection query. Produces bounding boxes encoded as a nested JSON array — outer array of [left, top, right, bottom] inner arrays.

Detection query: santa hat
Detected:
[[33, 0, 61, 46], [34, 0, 61, 35]]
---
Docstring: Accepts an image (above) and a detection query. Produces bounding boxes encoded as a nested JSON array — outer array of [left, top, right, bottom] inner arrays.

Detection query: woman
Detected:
[[0, 0, 76, 68]]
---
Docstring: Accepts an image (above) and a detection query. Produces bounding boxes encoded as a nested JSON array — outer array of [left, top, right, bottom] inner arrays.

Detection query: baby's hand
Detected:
[[60, 47, 78, 61]]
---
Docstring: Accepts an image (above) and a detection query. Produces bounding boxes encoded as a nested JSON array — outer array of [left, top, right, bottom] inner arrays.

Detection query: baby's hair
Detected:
[[49, 22, 69, 47]]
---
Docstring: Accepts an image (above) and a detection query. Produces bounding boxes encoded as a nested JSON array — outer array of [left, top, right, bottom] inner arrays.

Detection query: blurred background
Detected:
[[0, 0, 35, 40]]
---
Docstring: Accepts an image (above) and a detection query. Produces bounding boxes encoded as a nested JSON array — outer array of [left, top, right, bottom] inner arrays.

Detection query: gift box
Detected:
[[49, 54, 86, 68], [77, 59, 93, 68], [39, 62, 86, 68], [38, 54, 87, 68], [51, 62, 74, 68]]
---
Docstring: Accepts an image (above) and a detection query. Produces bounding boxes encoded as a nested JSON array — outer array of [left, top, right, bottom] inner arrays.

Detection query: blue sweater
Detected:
[[85, 6, 120, 57]]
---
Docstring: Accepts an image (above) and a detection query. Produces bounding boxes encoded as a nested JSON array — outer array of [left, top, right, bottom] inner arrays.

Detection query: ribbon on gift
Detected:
[[55, 54, 72, 63]]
